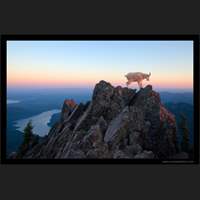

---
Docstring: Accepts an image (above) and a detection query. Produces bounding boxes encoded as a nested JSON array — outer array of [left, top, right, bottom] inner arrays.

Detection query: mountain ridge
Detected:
[[12, 80, 188, 159]]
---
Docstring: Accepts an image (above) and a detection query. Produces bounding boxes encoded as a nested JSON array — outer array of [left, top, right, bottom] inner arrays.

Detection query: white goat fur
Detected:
[[125, 72, 151, 89]]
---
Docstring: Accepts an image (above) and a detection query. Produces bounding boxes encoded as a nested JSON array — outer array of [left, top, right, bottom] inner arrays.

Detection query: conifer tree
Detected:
[[23, 120, 33, 145], [179, 113, 190, 153], [17, 120, 34, 158]]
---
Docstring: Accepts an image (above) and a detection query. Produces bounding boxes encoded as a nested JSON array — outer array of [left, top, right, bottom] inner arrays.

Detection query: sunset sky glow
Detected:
[[7, 41, 193, 91]]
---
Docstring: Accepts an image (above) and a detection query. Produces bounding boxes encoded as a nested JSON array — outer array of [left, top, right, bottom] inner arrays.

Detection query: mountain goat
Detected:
[[125, 72, 151, 89]]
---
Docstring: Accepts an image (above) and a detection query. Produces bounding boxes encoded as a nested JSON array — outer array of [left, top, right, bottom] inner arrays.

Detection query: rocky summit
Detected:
[[16, 80, 181, 159]]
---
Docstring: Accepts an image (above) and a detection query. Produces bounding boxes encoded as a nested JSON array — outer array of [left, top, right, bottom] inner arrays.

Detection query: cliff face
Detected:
[[19, 80, 179, 159]]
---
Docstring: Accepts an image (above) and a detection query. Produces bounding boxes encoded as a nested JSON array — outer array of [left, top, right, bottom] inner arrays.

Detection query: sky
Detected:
[[7, 40, 193, 91]]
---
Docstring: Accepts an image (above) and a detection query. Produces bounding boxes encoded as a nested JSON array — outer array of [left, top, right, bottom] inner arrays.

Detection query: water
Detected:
[[7, 100, 20, 104], [14, 109, 61, 136]]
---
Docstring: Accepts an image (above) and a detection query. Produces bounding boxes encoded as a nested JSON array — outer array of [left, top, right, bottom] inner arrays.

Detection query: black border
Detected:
[[0, 34, 199, 164]]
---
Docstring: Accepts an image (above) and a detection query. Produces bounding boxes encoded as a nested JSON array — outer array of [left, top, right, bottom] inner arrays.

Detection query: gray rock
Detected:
[[67, 150, 86, 159], [134, 150, 154, 159], [74, 81, 136, 132], [60, 99, 77, 122], [128, 131, 141, 145], [125, 144, 143, 155], [86, 142, 110, 158], [83, 124, 103, 147], [104, 106, 145, 147], [113, 150, 130, 159], [97, 116, 108, 134], [104, 107, 129, 144], [17, 81, 179, 160]]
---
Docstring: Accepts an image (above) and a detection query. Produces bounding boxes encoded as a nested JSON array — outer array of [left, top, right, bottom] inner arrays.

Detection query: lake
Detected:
[[7, 100, 21, 104], [14, 109, 61, 136]]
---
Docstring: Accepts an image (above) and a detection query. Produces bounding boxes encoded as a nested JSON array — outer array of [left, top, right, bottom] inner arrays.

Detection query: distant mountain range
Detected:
[[160, 92, 193, 105]]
